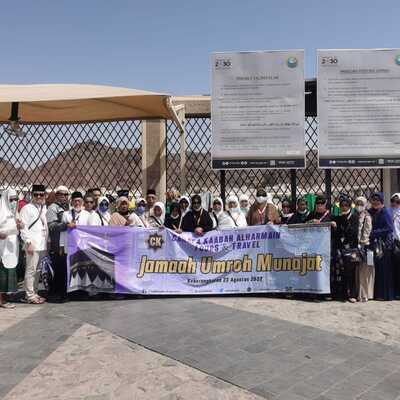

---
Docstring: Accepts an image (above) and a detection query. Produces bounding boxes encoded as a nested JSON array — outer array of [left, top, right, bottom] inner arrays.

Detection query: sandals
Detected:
[[0, 303, 16, 309], [26, 297, 46, 305]]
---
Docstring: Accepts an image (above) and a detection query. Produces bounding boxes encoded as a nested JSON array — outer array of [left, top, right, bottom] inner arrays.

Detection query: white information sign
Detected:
[[211, 50, 305, 169], [318, 49, 400, 168]]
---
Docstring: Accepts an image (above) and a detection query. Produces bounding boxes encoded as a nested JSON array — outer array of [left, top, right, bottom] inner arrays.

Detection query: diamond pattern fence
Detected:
[[0, 120, 143, 196], [166, 115, 383, 207]]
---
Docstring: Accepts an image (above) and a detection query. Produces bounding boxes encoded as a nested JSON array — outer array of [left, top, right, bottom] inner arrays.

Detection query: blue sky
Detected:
[[1, 0, 399, 95]]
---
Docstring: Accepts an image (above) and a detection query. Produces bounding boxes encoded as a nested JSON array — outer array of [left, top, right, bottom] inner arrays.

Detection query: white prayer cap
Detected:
[[55, 185, 69, 194]]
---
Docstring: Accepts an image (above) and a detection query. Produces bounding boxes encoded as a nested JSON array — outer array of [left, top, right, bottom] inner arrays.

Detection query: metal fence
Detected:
[[0, 120, 143, 196], [166, 91, 383, 206]]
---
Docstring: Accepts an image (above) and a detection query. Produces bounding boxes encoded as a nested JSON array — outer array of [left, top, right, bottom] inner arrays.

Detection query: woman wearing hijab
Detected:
[[164, 202, 183, 232], [288, 198, 310, 224], [226, 195, 247, 228], [88, 196, 111, 226], [239, 194, 250, 216], [110, 197, 145, 227], [354, 196, 373, 302], [369, 192, 395, 301], [247, 188, 280, 226], [148, 202, 165, 228], [279, 199, 294, 224], [210, 197, 234, 230], [0, 190, 21, 308], [134, 198, 149, 227], [332, 196, 359, 302], [182, 194, 213, 236], [307, 195, 331, 223], [389, 193, 400, 297], [179, 196, 191, 217]]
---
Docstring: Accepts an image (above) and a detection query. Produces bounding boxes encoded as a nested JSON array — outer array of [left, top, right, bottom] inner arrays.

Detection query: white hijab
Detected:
[[179, 196, 191, 216], [151, 202, 165, 225], [0, 189, 19, 269], [226, 195, 241, 215]]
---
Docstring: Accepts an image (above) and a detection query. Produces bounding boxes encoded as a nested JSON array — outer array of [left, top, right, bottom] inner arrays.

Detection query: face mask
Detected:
[[9, 201, 17, 214], [99, 204, 109, 213], [136, 206, 145, 215], [241, 207, 249, 213], [356, 206, 365, 213], [256, 196, 267, 204]]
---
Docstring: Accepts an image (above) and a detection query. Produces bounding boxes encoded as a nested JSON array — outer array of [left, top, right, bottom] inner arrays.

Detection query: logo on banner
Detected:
[[287, 56, 298, 68], [215, 59, 232, 69], [147, 233, 164, 251], [395, 55, 400, 66]]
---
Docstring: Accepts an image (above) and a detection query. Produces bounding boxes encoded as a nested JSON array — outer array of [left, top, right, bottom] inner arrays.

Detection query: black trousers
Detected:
[[49, 252, 67, 298], [392, 244, 400, 298], [342, 262, 357, 299]]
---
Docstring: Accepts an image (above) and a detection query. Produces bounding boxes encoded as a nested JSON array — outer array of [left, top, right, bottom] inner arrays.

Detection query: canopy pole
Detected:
[[165, 97, 185, 134]]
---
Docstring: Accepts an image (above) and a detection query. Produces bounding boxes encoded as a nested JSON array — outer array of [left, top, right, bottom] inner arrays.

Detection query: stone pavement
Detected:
[[2, 298, 400, 400]]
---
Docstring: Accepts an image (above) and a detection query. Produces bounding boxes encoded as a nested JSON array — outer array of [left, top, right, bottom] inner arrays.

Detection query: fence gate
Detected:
[[0, 120, 143, 196]]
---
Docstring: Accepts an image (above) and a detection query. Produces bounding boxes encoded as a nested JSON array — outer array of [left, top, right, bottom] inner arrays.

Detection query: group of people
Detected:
[[0, 184, 399, 307]]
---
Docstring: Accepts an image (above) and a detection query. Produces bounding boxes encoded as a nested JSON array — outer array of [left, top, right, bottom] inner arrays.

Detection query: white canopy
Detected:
[[0, 84, 181, 126]]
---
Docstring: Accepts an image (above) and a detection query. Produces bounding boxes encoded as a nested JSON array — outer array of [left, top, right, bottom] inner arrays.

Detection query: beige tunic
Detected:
[[356, 211, 374, 300]]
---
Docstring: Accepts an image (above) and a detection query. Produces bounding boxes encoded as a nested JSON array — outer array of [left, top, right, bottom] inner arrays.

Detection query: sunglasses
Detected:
[[99, 202, 108, 207], [33, 193, 45, 197]]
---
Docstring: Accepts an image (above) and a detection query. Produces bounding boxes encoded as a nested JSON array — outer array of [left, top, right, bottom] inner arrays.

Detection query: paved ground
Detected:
[[1, 297, 400, 400]]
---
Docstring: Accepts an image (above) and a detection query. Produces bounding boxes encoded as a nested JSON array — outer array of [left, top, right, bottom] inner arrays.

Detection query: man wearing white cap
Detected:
[[46, 185, 70, 303]]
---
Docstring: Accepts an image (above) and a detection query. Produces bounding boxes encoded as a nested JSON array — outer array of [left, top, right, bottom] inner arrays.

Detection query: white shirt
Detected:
[[60, 209, 91, 253], [226, 210, 248, 228], [20, 203, 48, 251], [211, 211, 236, 230], [129, 212, 146, 227], [88, 211, 111, 226], [393, 210, 400, 241]]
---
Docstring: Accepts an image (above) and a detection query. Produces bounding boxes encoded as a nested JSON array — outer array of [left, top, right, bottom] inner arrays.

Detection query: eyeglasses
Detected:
[[33, 193, 45, 197]]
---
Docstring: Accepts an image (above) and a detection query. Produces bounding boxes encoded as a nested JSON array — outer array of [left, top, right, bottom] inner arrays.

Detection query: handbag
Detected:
[[393, 239, 400, 258], [39, 255, 54, 290], [373, 238, 384, 260], [341, 247, 362, 263]]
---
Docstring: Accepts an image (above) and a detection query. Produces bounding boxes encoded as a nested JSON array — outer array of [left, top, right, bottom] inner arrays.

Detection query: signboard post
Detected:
[[211, 50, 305, 169], [318, 48, 400, 168]]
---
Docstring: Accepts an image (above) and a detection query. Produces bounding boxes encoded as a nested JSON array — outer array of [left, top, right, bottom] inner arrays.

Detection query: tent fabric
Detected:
[[0, 84, 175, 123]]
